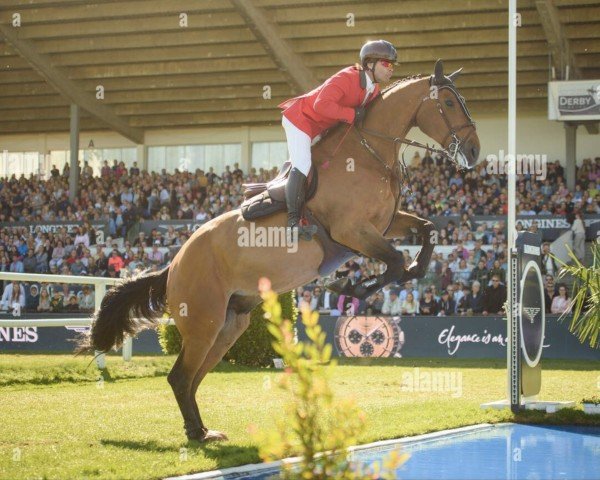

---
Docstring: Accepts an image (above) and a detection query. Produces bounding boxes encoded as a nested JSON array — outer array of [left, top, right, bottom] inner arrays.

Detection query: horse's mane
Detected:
[[380, 74, 425, 96]]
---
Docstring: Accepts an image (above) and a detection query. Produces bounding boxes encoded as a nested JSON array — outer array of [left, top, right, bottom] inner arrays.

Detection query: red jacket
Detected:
[[278, 66, 380, 139]]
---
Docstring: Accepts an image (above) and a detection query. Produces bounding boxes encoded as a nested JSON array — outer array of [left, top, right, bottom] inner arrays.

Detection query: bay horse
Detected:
[[77, 60, 481, 442]]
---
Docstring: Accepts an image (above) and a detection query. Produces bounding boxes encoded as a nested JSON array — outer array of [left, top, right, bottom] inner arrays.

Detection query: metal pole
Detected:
[[69, 104, 80, 203], [564, 123, 577, 191], [507, 0, 518, 405]]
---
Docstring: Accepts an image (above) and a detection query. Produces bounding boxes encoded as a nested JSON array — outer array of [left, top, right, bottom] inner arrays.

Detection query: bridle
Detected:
[[355, 76, 477, 172]]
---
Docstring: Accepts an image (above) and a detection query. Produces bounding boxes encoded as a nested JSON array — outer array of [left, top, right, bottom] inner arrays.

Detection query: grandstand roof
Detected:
[[0, 0, 599, 141]]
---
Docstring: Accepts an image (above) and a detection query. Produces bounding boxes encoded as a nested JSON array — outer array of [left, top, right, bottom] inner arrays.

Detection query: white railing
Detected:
[[0, 271, 139, 369]]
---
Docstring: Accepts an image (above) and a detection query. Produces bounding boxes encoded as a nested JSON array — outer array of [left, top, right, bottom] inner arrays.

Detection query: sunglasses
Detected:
[[379, 59, 394, 69]]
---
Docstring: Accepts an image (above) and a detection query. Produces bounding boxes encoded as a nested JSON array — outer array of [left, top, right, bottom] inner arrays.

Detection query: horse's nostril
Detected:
[[471, 146, 479, 159]]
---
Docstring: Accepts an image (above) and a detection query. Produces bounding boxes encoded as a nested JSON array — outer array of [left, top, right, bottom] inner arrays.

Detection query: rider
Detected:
[[278, 39, 397, 240]]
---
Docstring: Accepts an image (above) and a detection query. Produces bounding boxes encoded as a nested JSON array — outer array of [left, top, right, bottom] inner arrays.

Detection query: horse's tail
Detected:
[[75, 267, 169, 354]]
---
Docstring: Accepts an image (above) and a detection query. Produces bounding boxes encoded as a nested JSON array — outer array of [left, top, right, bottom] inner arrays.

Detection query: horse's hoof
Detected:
[[186, 427, 228, 443], [201, 430, 229, 443]]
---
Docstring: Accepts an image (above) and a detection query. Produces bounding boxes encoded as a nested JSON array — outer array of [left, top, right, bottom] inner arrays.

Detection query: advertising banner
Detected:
[[0, 221, 109, 243], [297, 315, 599, 360], [548, 80, 600, 121]]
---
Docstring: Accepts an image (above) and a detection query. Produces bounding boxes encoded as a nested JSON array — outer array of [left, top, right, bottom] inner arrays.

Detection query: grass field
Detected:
[[1, 354, 599, 480]]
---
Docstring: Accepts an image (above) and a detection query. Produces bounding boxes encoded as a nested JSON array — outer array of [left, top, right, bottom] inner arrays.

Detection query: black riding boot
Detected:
[[285, 168, 317, 241]]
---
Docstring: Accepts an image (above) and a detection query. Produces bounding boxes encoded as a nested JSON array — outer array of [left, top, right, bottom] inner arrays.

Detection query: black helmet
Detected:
[[359, 40, 397, 66]]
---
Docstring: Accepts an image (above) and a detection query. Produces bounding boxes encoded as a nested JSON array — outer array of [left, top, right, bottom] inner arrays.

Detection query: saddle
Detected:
[[240, 161, 355, 277], [241, 161, 318, 217]]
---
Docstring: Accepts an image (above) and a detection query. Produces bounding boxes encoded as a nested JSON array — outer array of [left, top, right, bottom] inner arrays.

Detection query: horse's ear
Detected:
[[448, 68, 463, 83], [433, 59, 444, 83]]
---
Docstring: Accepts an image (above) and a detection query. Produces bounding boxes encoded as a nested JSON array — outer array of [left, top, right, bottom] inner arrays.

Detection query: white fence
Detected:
[[0, 271, 144, 369]]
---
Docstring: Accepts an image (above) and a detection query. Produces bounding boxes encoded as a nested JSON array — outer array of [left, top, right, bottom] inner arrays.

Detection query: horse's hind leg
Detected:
[[167, 296, 227, 442], [168, 342, 222, 442], [188, 295, 261, 442]]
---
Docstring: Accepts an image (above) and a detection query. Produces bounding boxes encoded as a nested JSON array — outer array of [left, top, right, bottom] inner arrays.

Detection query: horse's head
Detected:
[[414, 59, 480, 169]]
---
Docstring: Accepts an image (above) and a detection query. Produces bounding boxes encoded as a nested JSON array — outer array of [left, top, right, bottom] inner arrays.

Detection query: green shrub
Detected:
[[225, 291, 297, 367], [157, 320, 182, 355], [157, 292, 297, 367]]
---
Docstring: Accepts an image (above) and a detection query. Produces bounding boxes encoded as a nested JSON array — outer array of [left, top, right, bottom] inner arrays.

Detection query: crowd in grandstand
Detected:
[[0, 153, 598, 316]]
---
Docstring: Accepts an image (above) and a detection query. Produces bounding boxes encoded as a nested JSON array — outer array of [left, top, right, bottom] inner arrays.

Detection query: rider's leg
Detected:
[[282, 116, 317, 241]]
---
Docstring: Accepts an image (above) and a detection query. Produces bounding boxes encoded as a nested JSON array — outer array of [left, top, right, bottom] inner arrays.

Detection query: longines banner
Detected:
[[0, 221, 109, 242], [0, 314, 161, 353], [432, 215, 600, 242], [1, 314, 598, 360], [548, 80, 600, 121]]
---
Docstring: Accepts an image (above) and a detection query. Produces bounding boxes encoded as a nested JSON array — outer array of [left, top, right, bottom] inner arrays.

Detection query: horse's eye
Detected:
[[445, 99, 454, 107]]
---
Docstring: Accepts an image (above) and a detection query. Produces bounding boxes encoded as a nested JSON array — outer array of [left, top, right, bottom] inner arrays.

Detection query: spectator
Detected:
[[399, 281, 419, 303], [419, 288, 438, 316], [437, 290, 455, 316], [551, 283, 572, 314], [23, 249, 37, 273], [540, 243, 557, 276], [460, 280, 484, 314], [70, 257, 85, 276], [35, 245, 49, 273], [337, 294, 359, 316], [315, 287, 338, 313], [37, 287, 51, 312], [64, 293, 80, 312], [488, 259, 505, 284], [9, 254, 24, 273], [25, 284, 39, 312], [469, 259, 489, 287], [1, 281, 25, 311], [49, 240, 65, 269], [382, 289, 401, 315], [74, 227, 90, 249], [544, 275, 558, 313], [299, 289, 316, 310], [482, 275, 506, 315], [571, 212, 586, 261], [148, 241, 164, 265], [440, 261, 453, 290], [454, 259, 471, 284], [364, 291, 384, 315], [401, 292, 418, 316], [108, 250, 124, 273], [49, 290, 64, 312]]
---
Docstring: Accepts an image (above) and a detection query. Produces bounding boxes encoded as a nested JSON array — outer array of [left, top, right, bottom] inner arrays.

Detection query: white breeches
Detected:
[[282, 116, 312, 176]]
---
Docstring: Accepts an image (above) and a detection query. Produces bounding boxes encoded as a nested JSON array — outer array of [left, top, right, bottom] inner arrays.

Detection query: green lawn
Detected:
[[1, 354, 598, 480]]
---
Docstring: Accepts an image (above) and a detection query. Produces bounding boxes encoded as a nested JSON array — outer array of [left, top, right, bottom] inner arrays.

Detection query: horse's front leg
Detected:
[[326, 221, 406, 299], [385, 210, 436, 281]]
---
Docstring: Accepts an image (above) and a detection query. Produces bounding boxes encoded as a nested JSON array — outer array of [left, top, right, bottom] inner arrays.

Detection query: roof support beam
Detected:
[[229, 0, 318, 94], [535, 0, 582, 79], [0, 24, 144, 143]]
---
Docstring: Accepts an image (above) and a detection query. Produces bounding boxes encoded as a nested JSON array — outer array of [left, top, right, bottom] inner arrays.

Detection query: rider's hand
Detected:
[[353, 107, 366, 125]]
